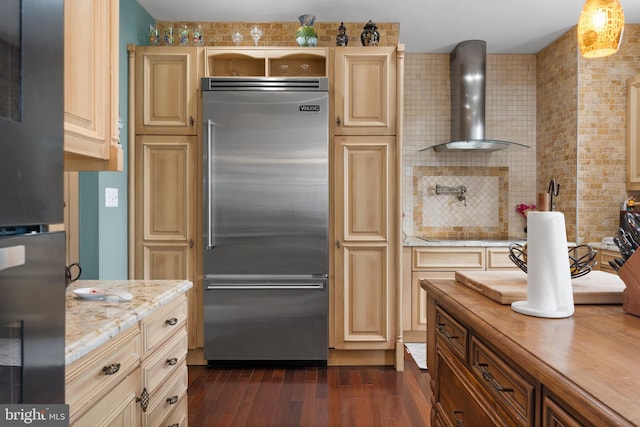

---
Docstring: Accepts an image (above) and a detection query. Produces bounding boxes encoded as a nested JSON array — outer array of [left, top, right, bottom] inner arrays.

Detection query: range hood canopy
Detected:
[[424, 40, 530, 152]]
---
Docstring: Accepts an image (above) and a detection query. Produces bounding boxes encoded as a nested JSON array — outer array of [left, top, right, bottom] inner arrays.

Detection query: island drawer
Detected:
[[143, 364, 188, 427], [470, 336, 535, 427], [413, 247, 485, 270], [141, 294, 187, 357], [141, 325, 187, 393], [434, 305, 468, 362], [66, 325, 141, 419]]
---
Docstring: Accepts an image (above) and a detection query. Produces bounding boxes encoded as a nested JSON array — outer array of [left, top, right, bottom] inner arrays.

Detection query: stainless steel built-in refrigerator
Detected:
[[202, 78, 328, 364], [0, 0, 65, 403]]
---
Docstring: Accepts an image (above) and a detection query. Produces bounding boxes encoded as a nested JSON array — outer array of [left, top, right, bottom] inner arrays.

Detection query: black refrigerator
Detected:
[[0, 0, 65, 403]]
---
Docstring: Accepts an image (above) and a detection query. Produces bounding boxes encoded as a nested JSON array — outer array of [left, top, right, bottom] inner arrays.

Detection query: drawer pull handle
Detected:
[[477, 363, 514, 393], [136, 387, 150, 412], [452, 410, 464, 426], [168, 424, 179, 427], [102, 363, 121, 376], [166, 357, 178, 366], [436, 323, 459, 340], [166, 395, 179, 405], [166, 317, 178, 326]]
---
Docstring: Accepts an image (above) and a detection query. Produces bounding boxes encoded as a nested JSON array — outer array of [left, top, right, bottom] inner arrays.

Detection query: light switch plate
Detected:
[[105, 187, 118, 208]]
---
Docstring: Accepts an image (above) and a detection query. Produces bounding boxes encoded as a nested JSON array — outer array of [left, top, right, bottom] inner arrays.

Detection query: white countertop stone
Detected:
[[403, 236, 526, 247], [65, 279, 193, 365]]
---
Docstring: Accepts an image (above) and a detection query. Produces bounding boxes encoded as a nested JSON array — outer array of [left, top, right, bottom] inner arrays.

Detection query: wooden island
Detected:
[[422, 278, 640, 426]]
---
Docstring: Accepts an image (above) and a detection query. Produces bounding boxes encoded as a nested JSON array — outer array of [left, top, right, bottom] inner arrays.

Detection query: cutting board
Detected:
[[455, 270, 625, 305]]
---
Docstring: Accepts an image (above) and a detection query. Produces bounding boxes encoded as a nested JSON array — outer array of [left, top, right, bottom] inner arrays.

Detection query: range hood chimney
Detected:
[[427, 40, 529, 152]]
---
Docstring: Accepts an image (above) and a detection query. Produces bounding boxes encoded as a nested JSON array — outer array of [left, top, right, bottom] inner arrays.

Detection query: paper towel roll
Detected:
[[512, 211, 574, 318]]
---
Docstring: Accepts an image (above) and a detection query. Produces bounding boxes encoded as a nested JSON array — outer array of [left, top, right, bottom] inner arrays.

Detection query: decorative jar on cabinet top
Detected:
[[296, 14, 318, 47], [360, 20, 380, 46]]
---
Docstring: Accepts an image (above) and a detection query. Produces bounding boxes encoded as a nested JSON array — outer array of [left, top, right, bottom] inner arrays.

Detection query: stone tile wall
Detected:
[[403, 53, 537, 239], [538, 24, 640, 244]]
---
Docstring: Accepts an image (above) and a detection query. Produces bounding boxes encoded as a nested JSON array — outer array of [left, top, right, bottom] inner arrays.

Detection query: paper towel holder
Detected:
[[511, 211, 574, 319]]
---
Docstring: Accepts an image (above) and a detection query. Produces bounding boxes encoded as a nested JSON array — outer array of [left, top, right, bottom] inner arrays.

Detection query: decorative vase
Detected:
[[336, 22, 349, 46], [296, 14, 318, 47], [360, 20, 380, 46]]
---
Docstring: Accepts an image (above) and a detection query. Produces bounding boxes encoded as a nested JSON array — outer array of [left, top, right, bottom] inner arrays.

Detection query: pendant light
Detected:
[[577, 0, 625, 58]]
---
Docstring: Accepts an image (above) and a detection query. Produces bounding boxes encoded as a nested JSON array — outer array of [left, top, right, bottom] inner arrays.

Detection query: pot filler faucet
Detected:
[[435, 184, 467, 207]]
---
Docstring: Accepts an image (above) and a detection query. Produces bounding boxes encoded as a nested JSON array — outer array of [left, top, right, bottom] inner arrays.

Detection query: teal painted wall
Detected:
[[78, 0, 154, 279]]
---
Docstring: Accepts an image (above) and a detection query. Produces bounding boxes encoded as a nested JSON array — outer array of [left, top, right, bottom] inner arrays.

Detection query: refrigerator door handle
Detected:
[[207, 283, 324, 290], [0, 245, 26, 272], [206, 119, 215, 250]]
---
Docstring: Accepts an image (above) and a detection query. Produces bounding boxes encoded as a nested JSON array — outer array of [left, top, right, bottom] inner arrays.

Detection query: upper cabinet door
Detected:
[[333, 47, 396, 136], [627, 74, 640, 191], [135, 47, 200, 135], [64, 0, 122, 171]]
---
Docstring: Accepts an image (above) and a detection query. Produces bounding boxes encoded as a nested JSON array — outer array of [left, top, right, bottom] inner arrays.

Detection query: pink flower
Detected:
[[516, 203, 536, 218]]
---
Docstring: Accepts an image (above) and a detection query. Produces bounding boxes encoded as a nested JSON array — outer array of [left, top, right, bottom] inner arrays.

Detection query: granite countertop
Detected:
[[403, 235, 526, 247], [588, 241, 620, 252], [65, 279, 193, 365]]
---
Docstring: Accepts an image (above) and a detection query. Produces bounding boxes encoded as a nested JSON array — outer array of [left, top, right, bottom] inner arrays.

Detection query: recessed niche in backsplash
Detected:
[[412, 166, 509, 238]]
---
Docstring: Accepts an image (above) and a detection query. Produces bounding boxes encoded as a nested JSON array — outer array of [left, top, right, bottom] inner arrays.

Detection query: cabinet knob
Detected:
[[336, 240, 341, 249], [166, 395, 179, 405], [336, 116, 341, 127], [190, 116, 195, 127], [166, 357, 178, 366], [166, 317, 178, 326], [189, 239, 195, 248]]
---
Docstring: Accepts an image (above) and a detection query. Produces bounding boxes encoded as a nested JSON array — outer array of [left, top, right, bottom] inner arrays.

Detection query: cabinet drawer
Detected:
[[66, 326, 141, 419], [599, 249, 619, 274], [143, 364, 188, 427], [71, 368, 140, 427], [435, 345, 495, 427], [470, 337, 535, 427], [486, 247, 519, 270], [141, 294, 187, 357], [542, 394, 582, 427], [413, 247, 484, 270], [160, 395, 188, 427], [141, 326, 187, 393], [434, 305, 468, 362]]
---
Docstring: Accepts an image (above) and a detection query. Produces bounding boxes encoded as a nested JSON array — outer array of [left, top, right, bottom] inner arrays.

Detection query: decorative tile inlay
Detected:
[[413, 166, 508, 239]]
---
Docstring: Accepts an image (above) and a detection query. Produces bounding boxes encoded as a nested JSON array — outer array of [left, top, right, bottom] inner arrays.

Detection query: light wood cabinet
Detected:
[[333, 135, 396, 350], [404, 246, 518, 336], [134, 134, 200, 348], [333, 47, 396, 136], [627, 74, 640, 191], [131, 45, 203, 351], [204, 47, 328, 77], [66, 295, 189, 427], [139, 295, 189, 427], [66, 326, 141, 425], [331, 46, 403, 368], [63, 0, 122, 171], [598, 248, 620, 274], [135, 46, 200, 135]]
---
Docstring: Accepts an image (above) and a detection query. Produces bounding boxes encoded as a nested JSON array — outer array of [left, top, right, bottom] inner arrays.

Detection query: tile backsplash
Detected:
[[403, 53, 537, 239], [413, 167, 509, 238]]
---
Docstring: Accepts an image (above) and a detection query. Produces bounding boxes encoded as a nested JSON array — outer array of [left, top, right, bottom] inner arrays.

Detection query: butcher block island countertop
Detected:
[[65, 279, 193, 365], [421, 278, 640, 426]]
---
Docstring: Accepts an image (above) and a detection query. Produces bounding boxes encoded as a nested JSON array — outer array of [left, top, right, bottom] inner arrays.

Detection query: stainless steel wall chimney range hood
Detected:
[[424, 40, 530, 152]]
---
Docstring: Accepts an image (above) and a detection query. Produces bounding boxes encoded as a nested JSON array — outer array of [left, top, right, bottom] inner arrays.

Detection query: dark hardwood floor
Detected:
[[187, 349, 433, 426]]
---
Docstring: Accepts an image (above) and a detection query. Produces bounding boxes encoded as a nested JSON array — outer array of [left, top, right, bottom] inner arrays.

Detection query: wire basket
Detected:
[[508, 243, 597, 279]]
